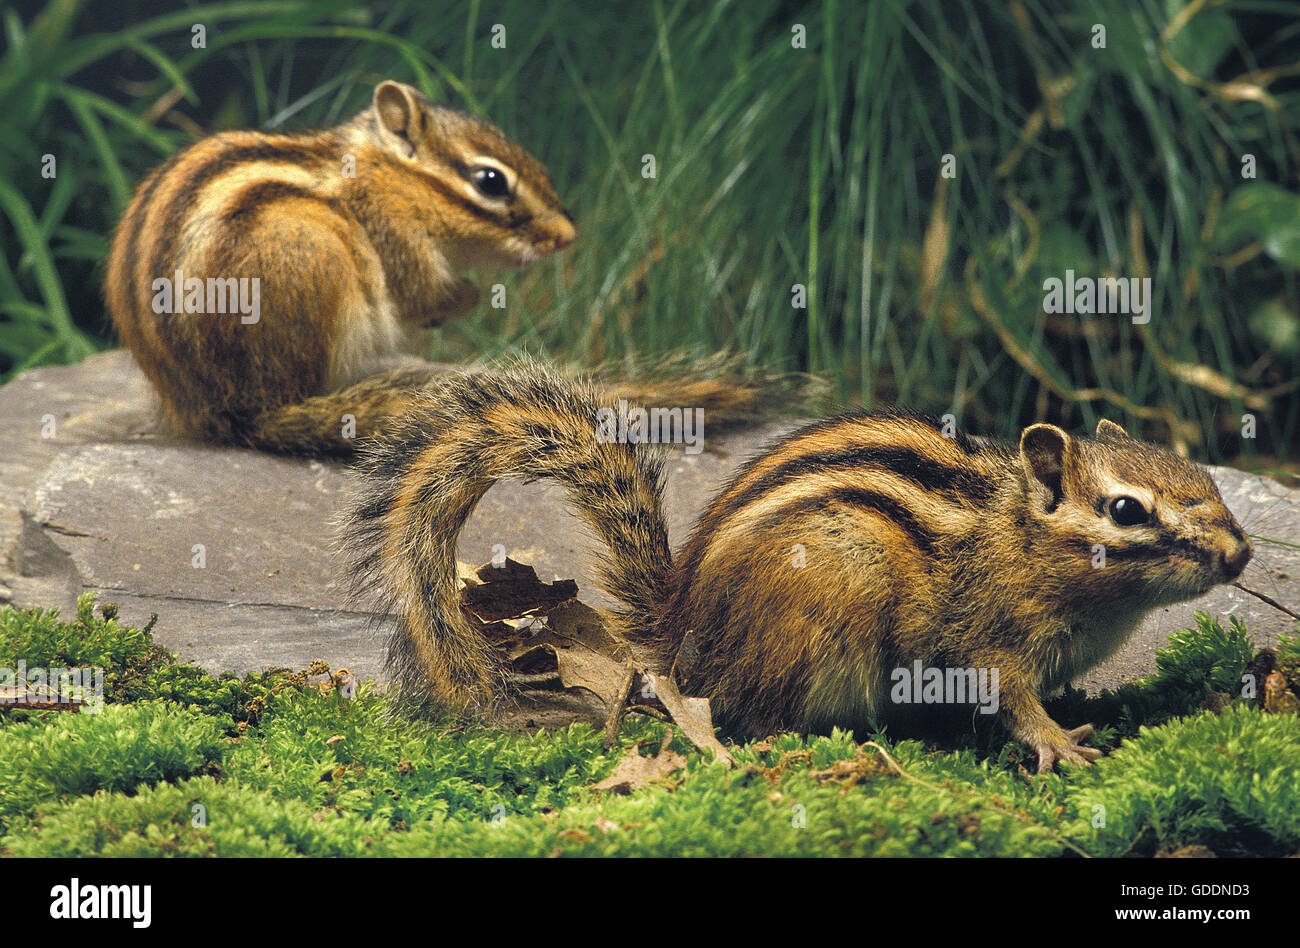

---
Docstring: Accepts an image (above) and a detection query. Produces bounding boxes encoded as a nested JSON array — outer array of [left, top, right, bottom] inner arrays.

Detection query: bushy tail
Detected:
[[245, 358, 800, 456], [590, 353, 817, 432], [245, 364, 444, 456], [339, 361, 673, 712]]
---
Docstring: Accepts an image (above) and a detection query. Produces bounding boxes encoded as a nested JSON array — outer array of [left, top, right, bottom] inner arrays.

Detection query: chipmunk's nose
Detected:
[[549, 213, 576, 250], [1220, 536, 1252, 580]]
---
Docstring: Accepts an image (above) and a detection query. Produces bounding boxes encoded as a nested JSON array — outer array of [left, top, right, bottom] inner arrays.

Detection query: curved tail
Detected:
[[244, 365, 444, 456], [339, 362, 673, 712], [245, 362, 787, 456]]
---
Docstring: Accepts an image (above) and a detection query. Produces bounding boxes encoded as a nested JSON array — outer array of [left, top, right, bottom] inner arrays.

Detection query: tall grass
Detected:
[[1, 0, 1298, 462]]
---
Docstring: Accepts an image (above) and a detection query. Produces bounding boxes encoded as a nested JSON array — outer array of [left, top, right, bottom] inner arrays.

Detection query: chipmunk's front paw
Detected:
[[1034, 724, 1102, 774], [423, 279, 480, 325]]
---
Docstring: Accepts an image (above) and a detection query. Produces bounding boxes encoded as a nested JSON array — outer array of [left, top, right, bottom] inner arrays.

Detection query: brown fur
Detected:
[[105, 81, 577, 455], [344, 363, 1253, 769]]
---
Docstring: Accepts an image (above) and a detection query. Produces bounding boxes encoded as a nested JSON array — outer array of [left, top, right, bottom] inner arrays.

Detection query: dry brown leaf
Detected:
[[505, 598, 630, 708], [646, 671, 734, 768], [457, 558, 736, 764], [462, 558, 578, 624], [593, 737, 688, 795], [545, 598, 626, 656]]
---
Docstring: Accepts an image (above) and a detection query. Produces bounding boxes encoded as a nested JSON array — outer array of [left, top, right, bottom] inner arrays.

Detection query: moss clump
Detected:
[[0, 593, 316, 733], [219, 684, 630, 825], [0, 597, 1295, 857], [1067, 704, 1300, 857], [144, 662, 294, 735], [0, 595, 169, 708], [0, 777, 381, 857], [1277, 631, 1300, 689], [0, 701, 224, 833]]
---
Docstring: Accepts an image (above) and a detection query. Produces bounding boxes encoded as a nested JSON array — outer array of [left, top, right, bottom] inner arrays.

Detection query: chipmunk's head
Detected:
[[368, 80, 576, 269], [1018, 418, 1251, 606]]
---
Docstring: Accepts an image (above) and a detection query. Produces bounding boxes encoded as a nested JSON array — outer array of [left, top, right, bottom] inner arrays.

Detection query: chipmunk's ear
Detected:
[[1020, 423, 1072, 510], [1094, 419, 1129, 440], [374, 81, 426, 156]]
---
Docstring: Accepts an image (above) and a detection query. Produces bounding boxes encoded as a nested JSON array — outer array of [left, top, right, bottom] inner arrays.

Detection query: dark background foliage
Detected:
[[1, 0, 1298, 465]]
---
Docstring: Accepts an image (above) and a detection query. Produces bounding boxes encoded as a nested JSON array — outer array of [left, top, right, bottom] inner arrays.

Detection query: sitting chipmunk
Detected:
[[105, 80, 576, 454], [105, 80, 755, 455], [342, 362, 1253, 772]]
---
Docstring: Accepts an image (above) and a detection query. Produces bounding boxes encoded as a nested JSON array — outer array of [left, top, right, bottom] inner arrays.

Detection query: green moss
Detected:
[[0, 594, 170, 707], [0, 598, 1296, 856], [1066, 704, 1300, 857], [1, 777, 381, 857], [1277, 630, 1300, 686], [144, 662, 291, 735], [0, 593, 317, 733], [219, 685, 631, 825], [0, 701, 224, 833]]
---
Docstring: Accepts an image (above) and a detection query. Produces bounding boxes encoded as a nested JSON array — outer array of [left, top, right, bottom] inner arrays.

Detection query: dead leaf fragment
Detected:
[[512, 601, 631, 709], [457, 556, 737, 764], [462, 558, 578, 625], [808, 751, 892, 788], [593, 738, 687, 795], [646, 672, 734, 767], [1264, 671, 1300, 714]]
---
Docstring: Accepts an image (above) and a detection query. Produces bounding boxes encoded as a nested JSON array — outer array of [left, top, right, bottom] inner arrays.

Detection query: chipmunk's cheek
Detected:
[[464, 238, 535, 270], [1178, 557, 1227, 596]]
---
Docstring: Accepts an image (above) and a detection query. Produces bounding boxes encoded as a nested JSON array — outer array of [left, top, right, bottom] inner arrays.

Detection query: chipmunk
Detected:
[[104, 80, 578, 454], [105, 80, 759, 454], [341, 362, 1253, 773]]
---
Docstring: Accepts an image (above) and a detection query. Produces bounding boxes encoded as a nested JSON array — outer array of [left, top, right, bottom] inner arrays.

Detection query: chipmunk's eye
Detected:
[[1109, 496, 1149, 527], [470, 166, 511, 199]]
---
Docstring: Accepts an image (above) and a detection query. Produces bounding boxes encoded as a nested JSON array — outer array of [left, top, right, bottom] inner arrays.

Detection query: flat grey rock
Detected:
[[1, 349, 1296, 697]]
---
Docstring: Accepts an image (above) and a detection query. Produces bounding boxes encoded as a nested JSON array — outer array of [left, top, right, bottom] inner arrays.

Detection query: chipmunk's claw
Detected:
[[1035, 724, 1102, 774]]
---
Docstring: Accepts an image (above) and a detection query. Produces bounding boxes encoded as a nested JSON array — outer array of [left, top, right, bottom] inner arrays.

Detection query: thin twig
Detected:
[[1234, 582, 1300, 622]]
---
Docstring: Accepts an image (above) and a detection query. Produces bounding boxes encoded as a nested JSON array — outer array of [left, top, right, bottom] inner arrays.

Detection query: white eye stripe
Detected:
[[1100, 480, 1154, 511]]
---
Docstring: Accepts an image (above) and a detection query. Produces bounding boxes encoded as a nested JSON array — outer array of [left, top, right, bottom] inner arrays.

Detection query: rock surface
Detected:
[[1, 349, 1297, 695]]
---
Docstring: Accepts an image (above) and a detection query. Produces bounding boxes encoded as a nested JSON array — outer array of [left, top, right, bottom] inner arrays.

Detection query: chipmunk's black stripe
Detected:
[[753, 486, 937, 556], [707, 443, 995, 539], [1074, 531, 1213, 567], [678, 413, 992, 579], [221, 180, 337, 223], [148, 139, 337, 346], [150, 140, 336, 274], [119, 155, 182, 318]]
